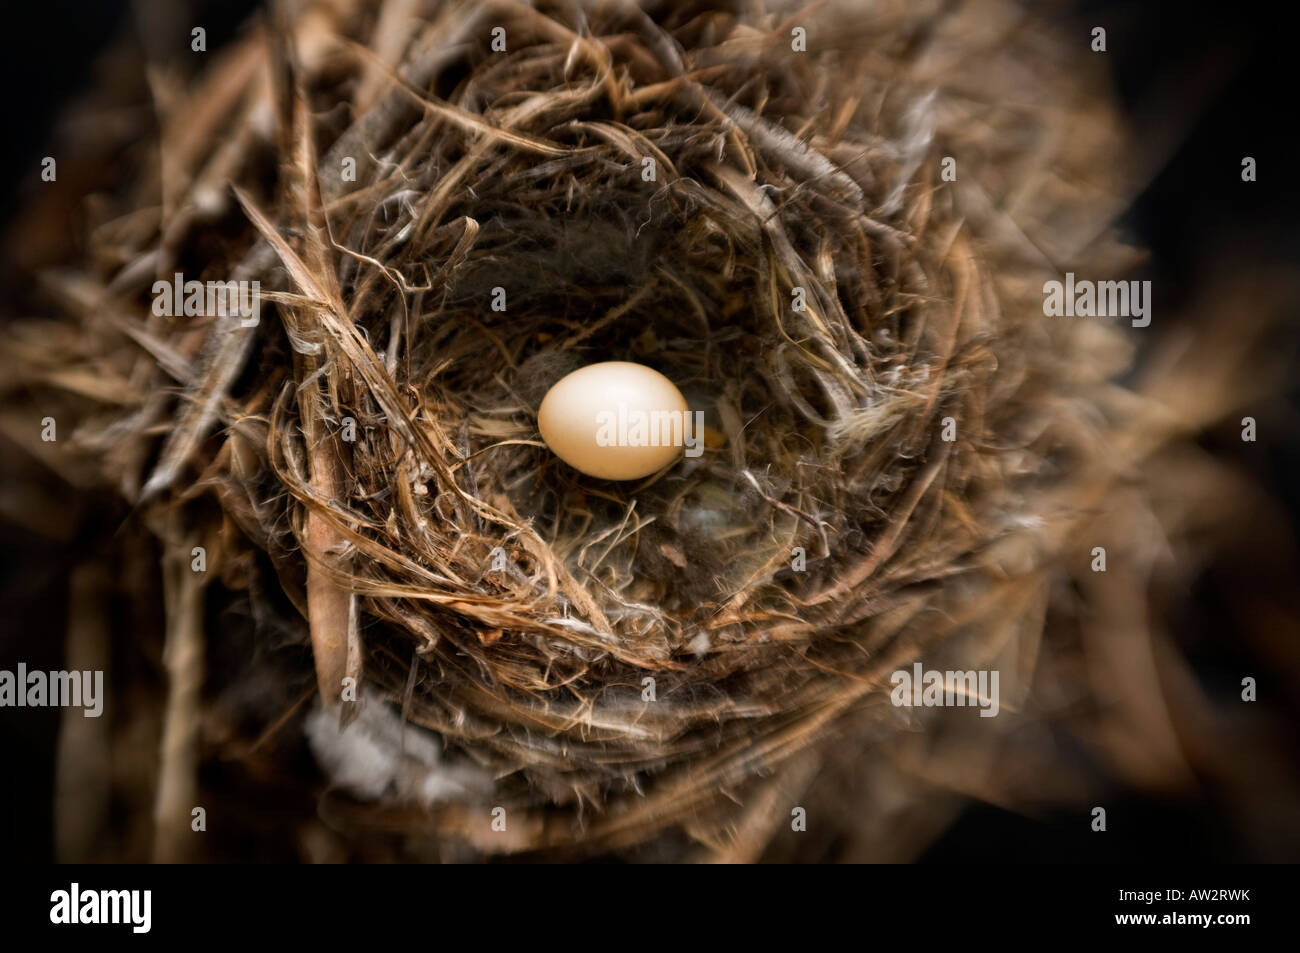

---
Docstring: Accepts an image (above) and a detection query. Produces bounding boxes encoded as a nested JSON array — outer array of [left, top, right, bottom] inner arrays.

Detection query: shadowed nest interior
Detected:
[[4, 0, 1208, 860]]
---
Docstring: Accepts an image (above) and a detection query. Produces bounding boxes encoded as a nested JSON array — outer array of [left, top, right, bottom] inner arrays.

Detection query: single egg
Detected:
[[538, 361, 691, 480]]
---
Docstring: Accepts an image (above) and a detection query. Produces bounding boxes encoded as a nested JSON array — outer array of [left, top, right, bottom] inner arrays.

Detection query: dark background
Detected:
[[1, 0, 1296, 864]]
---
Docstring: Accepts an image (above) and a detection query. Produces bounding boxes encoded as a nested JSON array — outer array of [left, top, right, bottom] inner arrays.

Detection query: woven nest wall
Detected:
[[9, 0, 1275, 862]]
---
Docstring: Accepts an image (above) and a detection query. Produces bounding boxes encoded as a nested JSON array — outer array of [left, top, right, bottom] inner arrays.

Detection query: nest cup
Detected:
[[6, 0, 1142, 858]]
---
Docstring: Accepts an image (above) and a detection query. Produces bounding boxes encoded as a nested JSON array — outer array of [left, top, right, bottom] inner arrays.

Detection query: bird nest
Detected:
[[3, 0, 1156, 859]]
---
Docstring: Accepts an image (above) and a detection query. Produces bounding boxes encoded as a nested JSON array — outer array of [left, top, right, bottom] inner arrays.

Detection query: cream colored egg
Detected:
[[538, 361, 690, 480]]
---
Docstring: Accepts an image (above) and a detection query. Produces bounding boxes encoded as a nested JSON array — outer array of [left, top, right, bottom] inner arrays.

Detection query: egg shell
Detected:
[[537, 361, 690, 480]]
